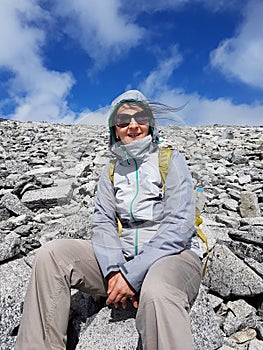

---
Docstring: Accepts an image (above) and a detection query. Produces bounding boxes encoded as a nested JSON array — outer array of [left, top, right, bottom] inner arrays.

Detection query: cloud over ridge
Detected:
[[0, 0, 262, 125]]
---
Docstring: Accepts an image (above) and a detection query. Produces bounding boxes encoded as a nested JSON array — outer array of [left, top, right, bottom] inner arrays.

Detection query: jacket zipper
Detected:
[[129, 158, 139, 255]]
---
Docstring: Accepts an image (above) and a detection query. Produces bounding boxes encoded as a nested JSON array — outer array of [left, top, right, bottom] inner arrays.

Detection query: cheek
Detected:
[[143, 125, 150, 135], [115, 127, 120, 138], [115, 127, 125, 140]]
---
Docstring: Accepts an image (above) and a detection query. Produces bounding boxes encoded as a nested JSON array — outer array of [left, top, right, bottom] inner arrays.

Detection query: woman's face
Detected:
[[114, 103, 150, 144]]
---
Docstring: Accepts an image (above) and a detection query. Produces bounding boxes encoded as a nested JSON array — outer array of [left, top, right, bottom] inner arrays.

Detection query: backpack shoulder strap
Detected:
[[158, 147, 173, 190], [109, 158, 117, 184], [108, 158, 122, 236]]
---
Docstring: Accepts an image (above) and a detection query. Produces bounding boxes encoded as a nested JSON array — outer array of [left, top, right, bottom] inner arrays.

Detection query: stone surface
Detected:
[[0, 259, 31, 348], [0, 232, 21, 262], [0, 193, 32, 216], [75, 305, 141, 350], [190, 286, 224, 350], [21, 181, 74, 208], [0, 121, 262, 349], [240, 191, 260, 218], [203, 244, 263, 297]]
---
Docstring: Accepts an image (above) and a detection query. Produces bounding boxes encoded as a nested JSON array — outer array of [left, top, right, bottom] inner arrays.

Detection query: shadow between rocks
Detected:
[[109, 301, 142, 350], [66, 291, 102, 350]]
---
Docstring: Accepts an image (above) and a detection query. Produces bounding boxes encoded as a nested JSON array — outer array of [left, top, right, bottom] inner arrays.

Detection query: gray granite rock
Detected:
[[0, 121, 262, 349], [203, 244, 263, 297], [0, 232, 21, 262], [222, 300, 257, 336], [0, 259, 31, 348], [228, 227, 263, 246], [21, 180, 74, 208], [240, 191, 260, 218], [248, 339, 263, 350], [190, 286, 224, 350], [75, 304, 140, 350], [0, 193, 32, 216]]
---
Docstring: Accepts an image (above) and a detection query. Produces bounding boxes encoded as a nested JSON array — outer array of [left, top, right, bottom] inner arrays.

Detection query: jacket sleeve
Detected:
[[119, 150, 197, 292], [91, 164, 126, 278]]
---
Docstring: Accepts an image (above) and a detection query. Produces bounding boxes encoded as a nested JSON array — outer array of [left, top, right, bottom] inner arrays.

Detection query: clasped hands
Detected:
[[106, 271, 138, 309]]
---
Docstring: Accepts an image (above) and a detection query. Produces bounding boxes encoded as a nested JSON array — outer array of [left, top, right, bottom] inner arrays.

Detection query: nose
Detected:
[[128, 117, 139, 127]]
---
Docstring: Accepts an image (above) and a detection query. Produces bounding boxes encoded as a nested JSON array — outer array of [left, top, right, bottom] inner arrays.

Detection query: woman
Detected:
[[15, 90, 202, 350]]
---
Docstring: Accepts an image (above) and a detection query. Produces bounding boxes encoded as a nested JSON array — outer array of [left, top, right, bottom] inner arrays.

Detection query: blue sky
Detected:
[[0, 0, 262, 126]]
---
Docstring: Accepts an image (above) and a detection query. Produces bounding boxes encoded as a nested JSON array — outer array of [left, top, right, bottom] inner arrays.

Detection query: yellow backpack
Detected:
[[109, 147, 209, 276]]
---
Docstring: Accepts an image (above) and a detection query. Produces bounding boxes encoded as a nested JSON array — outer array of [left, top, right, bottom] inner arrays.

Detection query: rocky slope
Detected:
[[0, 119, 262, 350]]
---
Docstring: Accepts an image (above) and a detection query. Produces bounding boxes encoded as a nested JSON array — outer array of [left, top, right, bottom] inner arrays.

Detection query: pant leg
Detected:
[[136, 249, 202, 350], [15, 239, 107, 350]]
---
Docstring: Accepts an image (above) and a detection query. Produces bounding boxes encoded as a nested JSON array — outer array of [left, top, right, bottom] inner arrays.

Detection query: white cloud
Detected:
[[139, 45, 183, 96], [0, 0, 145, 122], [159, 90, 263, 126], [76, 106, 110, 125], [0, 0, 261, 126], [210, 0, 263, 89], [138, 51, 263, 126], [52, 0, 145, 71], [77, 35, 263, 127], [0, 0, 75, 123]]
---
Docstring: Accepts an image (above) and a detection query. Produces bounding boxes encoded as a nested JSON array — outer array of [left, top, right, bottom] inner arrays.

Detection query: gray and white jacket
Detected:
[[91, 135, 202, 292]]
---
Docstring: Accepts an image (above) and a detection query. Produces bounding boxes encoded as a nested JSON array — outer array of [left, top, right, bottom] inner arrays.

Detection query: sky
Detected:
[[0, 0, 263, 126]]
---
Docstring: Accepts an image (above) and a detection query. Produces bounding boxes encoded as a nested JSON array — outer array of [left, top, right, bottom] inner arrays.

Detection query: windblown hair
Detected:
[[108, 98, 187, 146], [148, 101, 187, 126]]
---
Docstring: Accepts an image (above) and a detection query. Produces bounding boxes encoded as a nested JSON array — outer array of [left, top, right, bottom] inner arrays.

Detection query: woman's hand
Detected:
[[106, 272, 138, 309]]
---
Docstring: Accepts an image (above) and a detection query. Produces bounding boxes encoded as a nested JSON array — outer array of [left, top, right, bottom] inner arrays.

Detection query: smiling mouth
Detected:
[[128, 133, 141, 138]]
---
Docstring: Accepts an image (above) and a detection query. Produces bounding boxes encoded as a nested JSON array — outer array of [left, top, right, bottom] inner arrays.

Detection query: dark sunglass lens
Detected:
[[133, 111, 151, 124], [115, 111, 151, 127], [115, 114, 131, 127], [136, 114, 151, 124], [117, 122, 130, 128]]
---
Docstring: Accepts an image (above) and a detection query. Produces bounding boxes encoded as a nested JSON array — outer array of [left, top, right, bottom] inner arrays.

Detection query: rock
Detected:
[[23, 166, 61, 177], [0, 121, 262, 350], [39, 212, 92, 244], [223, 299, 257, 336], [0, 193, 32, 216], [0, 232, 21, 262], [244, 258, 263, 278], [248, 338, 263, 350], [240, 217, 263, 226], [75, 304, 141, 350], [228, 227, 263, 246], [190, 287, 224, 350], [230, 328, 257, 344], [0, 208, 11, 221], [0, 259, 31, 348], [226, 241, 263, 263], [203, 244, 263, 297], [78, 181, 97, 197], [21, 180, 74, 208], [216, 215, 240, 229], [222, 198, 238, 212], [13, 223, 34, 237], [238, 175, 252, 185], [240, 192, 260, 218]]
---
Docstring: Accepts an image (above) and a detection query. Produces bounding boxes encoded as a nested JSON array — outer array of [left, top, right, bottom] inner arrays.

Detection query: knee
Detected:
[[33, 240, 60, 266], [140, 277, 164, 301], [140, 278, 188, 308]]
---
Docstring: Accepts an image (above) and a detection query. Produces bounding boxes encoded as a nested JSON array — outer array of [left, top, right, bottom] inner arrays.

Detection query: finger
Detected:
[[132, 297, 139, 309], [106, 289, 122, 305], [121, 297, 127, 309], [107, 275, 118, 294]]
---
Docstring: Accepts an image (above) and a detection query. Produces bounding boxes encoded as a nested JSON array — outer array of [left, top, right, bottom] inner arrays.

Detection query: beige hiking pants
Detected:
[[15, 239, 202, 350]]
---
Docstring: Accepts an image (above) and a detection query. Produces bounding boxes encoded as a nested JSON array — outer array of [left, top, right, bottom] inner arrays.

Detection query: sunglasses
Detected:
[[114, 110, 152, 128]]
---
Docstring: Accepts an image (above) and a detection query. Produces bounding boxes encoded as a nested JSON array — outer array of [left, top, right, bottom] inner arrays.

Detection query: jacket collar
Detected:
[[110, 135, 157, 162]]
